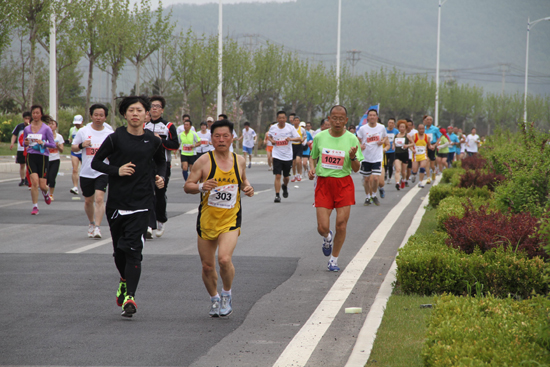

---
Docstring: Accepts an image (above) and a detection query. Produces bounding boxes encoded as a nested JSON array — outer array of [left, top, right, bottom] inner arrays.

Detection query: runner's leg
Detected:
[[217, 230, 239, 292], [332, 205, 351, 257], [198, 236, 220, 297]]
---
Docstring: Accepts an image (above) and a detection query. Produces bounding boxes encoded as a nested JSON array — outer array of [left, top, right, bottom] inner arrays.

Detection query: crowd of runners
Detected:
[[9, 97, 483, 318]]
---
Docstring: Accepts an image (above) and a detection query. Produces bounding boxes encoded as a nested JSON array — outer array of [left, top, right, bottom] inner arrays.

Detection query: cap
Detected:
[[299, 121, 306, 127], [206, 116, 214, 122], [73, 115, 83, 125]]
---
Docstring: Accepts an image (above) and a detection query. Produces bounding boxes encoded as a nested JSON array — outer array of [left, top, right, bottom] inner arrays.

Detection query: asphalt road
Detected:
[[0, 159, 428, 367]]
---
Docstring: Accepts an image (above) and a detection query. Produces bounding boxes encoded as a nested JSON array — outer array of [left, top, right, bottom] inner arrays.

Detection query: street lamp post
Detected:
[[217, 0, 223, 118], [335, 0, 342, 105], [523, 16, 550, 123], [434, 0, 447, 127]]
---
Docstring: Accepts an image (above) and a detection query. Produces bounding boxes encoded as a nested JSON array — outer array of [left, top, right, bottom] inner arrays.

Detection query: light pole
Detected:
[[434, 0, 447, 127], [335, 0, 342, 105], [523, 16, 550, 123], [217, 0, 223, 118], [49, 12, 57, 121]]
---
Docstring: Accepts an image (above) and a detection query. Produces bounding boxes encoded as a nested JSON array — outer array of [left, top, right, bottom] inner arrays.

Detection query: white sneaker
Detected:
[[146, 227, 153, 239], [88, 224, 94, 238], [411, 174, 417, 183], [70, 187, 79, 195], [156, 221, 165, 237], [93, 226, 102, 238]]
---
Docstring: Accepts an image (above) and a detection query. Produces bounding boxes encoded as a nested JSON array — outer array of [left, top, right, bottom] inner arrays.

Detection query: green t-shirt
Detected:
[[179, 130, 200, 156], [439, 136, 450, 154], [311, 130, 364, 178]]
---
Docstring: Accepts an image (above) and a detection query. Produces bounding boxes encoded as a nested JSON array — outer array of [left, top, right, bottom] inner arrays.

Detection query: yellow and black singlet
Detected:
[[196, 151, 242, 241]]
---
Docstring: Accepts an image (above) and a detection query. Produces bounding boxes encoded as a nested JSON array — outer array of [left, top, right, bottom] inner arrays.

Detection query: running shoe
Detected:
[[405, 181, 409, 187], [70, 187, 79, 195], [24, 178, 29, 186], [364, 198, 371, 206], [322, 230, 333, 257], [327, 260, 340, 272], [146, 227, 153, 239], [43, 191, 51, 205], [379, 187, 385, 198], [220, 294, 233, 317], [93, 226, 101, 238], [121, 295, 137, 317], [290, 176, 297, 182], [209, 296, 220, 317], [282, 184, 288, 198], [31, 207, 39, 215], [418, 182, 425, 188], [248, 163, 251, 169], [49, 194, 54, 202], [411, 174, 416, 183], [395, 183, 400, 191], [372, 196, 381, 206], [297, 175, 302, 182], [401, 180, 406, 189], [156, 221, 165, 237], [274, 196, 281, 203], [432, 172, 436, 181], [18, 180, 25, 187], [268, 166, 272, 171], [88, 224, 94, 238], [116, 279, 127, 307], [426, 178, 432, 184]]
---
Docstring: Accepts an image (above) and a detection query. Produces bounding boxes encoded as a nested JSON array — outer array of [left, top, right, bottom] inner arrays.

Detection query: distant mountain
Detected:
[[166, 0, 550, 95]]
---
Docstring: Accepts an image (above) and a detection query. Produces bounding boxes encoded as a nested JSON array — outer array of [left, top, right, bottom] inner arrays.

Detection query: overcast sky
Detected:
[[131, 0, 295, 7]]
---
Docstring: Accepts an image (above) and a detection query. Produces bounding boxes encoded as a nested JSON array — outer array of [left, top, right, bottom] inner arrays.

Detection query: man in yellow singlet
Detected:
[[184, 119, 254, 318]]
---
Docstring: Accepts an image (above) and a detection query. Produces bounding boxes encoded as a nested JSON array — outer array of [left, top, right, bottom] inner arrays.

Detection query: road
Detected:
[[0, 158, 428, 367]]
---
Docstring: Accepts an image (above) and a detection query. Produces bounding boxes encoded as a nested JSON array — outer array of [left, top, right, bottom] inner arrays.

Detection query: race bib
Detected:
[[208, 184, 238, 209], [366, 134, 380, 144], [416, 146, 426, 155], [200, 140, 209, 145], [49, 148, 58, 154], [182, 144, 193, 152], [86, 144, 101, 156], [321, 149, 345, 170], [275, 139, 288, 146], [395, 138, 405, 147], [387, 134, 395, 142], [27, 134, 42, 147]]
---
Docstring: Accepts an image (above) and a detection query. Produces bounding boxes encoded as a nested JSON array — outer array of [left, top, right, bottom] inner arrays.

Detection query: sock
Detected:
[[182, 170, 188, 180], [276, 192, 280, 197], [325, 231, 332, 242], [33, 203, 38, 208], [211, 293, 220, 301], [372, 192, 377, 198], [366, 194, 371, 199], [221, 289, 232, 297], [330, 255, 338, 264]]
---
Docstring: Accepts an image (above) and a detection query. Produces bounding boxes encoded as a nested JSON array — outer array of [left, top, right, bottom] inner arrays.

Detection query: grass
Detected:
[[365, 205, 438, 366], [0, 142, 15, 156]]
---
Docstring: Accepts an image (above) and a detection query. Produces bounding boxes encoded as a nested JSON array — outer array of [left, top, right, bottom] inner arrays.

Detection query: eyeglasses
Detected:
[[151, 104, 163, 109], [330, 116, 346, 122]]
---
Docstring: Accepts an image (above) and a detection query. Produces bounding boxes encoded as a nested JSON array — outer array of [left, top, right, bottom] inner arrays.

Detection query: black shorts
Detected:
[[26, 154, 48, 178], [47, 159, 60, 188], [273, 158, 292, 177], [80, 175, 108, 197], [437, 152, 448, 159], [106, 207, 149, 262], [408, 160, 412, 169], [181, 154, 197, 165], [360, 161, 382, 176], [292, 144, 303, 159], [427, 148, 436, 161], [16, 151, 25, 164], [395, 152, 409, 164]]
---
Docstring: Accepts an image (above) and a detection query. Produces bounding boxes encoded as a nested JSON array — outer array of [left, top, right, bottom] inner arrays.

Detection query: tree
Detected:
[[128, 0, 174, 95], [167, 29, 199, 116], [224, 39, 252, 136], [0, 0, 18, 62], [194, 34, 218, 120]]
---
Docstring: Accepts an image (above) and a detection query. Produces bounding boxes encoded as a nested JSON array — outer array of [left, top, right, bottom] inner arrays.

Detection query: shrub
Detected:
[[445, 202, 548, 259], [422, 294, 550, 366], [458, 169, 506, 191], [436, 196, 490, 230], [428, 184, 492, 208], [0, 119, 19, 142], [395, 232, 549, 298], [494, 167, 549, 217], [440, 167, 464, 185], [460, 155, 487, 170]]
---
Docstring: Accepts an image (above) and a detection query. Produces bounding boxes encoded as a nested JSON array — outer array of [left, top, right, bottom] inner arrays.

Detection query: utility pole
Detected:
[[346, 49, 361, 75], [499, 63, 510, 95]]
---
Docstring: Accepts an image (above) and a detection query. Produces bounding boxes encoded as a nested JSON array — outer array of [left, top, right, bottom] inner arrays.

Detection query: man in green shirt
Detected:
[[308, 105, 363, 272], [179, 120, 201, 181]]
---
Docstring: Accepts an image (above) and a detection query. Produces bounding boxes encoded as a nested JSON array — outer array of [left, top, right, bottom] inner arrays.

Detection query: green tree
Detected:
[[0, 0, 18, 62], [195, 34, 218, 120], [224, 39, 252, 135], [167, 29, 198, 116]]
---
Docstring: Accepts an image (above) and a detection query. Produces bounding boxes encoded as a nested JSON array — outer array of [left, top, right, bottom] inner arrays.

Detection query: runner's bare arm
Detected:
[[308, 157, 317, 180], [238, 155, 254, 197], [349, 146, 360, 173], [183, 154, 215, 194]]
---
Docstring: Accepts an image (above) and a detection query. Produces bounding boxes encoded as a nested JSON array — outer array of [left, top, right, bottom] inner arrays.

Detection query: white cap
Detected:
[[73, 115, 83, 125], [299, 121, 306, 127], [206, 116, 214, 122]]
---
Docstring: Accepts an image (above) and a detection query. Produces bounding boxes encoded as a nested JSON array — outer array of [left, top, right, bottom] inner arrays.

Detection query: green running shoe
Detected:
[[116, 279, 127, 307], [121, 295, 137, 317]]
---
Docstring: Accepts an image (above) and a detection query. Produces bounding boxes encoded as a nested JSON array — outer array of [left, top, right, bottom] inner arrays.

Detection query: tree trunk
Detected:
[[272, 96, 278, 122], [201, 94, 207, 121], [110, 67, 118, 128], [135, 59, 142, 95], [85, 54, 95, 125], [182, 90, 189, 118], [292, 100, 297, 113], [307, 103, 313, 122], [28, 25, 37, 108], [235, 98, 241, 143], [255, 98, 263, 156]]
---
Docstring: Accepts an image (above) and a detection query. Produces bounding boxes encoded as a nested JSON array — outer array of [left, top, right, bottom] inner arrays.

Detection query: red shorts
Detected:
[[315, 175, 355, 209], [266, 146, 273, 152]]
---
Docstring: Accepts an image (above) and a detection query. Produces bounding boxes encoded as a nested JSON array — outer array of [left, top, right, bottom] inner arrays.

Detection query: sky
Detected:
[[131, 0, 295, 7]]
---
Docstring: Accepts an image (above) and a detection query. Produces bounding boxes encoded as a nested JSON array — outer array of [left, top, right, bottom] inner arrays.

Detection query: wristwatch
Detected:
[[350, 156, 357, 161]]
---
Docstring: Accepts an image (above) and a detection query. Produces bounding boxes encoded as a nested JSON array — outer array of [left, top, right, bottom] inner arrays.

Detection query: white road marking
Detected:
[[254, 188, 272, 195], [273, 184, 423, 367], [185, 208, 198, 214], [344, 180, 436, 367], [66, 239, 111, 254], [0, 178, 21, 183], [0, 200, 28, 208]]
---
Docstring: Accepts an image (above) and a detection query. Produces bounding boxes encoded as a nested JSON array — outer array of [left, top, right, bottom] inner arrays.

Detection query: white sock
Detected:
[[372, 192, 377, 198], [211, 293, 220, 301], [366, 194, 371, 199], [325, 231, 332, 242], [221, 289, 232, 297], [33, 203, 38, 208], [330, 256, 338, 264]]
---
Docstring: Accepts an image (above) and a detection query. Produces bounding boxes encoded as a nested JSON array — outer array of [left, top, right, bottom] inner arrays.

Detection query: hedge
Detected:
[[428, 184, 492, 208], [436, 196, 490, 230], [422, 294, 550, 366]]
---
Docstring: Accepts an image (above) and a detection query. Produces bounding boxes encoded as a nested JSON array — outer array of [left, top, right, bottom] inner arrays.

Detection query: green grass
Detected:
[[414, 206, 438, 237], [366, 293, 435, 367], [0, 142, 14, 155]]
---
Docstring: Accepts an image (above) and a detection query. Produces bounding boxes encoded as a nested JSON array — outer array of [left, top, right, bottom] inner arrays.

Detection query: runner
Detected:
[[411, 124, 432, 188], [290, 116, 306, 182], [458, 128, 466, 160], [406, 119, 418, 185], [423, 115, 441, 184], [239, 121, 257, 169], [264, 122, 276, 171], [447, 126, 459, 167], [267, 111, 301, 202], [69, 115, 83, 195], [91, 95, 166, 318], [144, 95, 179, 238], [393, 120, 413, 190], [179, 119, 201, 181], [378, 140, 390, 198], [72, 104, 113, 239], [356, 108, 388, 206], [46, 119, 64, 201], [308, 105, 363, 272], [311, 118, 330, 138], [301, 121, 313, 173], [10, 111, 31, 186], [183, 119, 254, 317], [385, 118, 398, 183], [23, 105, 56, 215], [196, 121, 213, 159], [436, 127, 451, 173], [465, 127, 480, 156]]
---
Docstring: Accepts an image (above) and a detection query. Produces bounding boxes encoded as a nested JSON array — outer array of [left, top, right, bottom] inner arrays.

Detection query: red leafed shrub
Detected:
[[444, 202, 547, 259], [458, 170, 507, 191], [461, 155, 488, 170]]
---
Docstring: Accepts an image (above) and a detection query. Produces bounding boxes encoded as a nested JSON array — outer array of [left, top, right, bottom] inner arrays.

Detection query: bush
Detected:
[[460, 155, 487, 170], [428, 184, 492, 208], [494, 167, 549, 217], [395, 232, 549, 298], [422, 294, 550, 366], [458, 169, 506, 191], [440, 167, 464, 185], [436, 196, 490, 230], [445, 202, 548, 259]]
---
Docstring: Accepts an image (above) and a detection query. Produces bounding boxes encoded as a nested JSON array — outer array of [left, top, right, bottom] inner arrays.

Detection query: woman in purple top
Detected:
[[23, 105, 56, 215]]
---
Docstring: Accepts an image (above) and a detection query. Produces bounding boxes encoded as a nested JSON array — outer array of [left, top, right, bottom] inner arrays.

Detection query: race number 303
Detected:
[[321, 149, 345, 170]]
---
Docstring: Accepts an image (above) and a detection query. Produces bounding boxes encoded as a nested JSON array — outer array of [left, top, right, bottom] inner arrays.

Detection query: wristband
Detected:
[[78, 143, 83, 150], [198, 183, 207, 193]]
